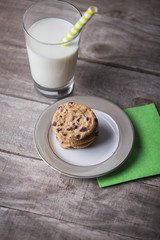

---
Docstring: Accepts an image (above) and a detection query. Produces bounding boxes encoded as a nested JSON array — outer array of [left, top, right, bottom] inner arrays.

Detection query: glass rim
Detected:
[[22, 0, 82, 46]]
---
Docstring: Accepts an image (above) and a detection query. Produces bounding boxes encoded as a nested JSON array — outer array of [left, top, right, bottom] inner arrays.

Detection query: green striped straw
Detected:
[[61, 6, 98, 44]]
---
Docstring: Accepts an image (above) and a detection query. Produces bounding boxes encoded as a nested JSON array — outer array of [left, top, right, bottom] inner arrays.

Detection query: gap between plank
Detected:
[[0, 92, 51, 105], [78, 57, 160, 77], [0, 205, 143, 240], [0, 148, 42, 162], [0, 148, 159, 189]]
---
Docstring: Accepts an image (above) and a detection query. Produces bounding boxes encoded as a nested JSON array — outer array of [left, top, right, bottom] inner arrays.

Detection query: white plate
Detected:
[[49, 109, 119, 166], [34, 96, 134, 178]]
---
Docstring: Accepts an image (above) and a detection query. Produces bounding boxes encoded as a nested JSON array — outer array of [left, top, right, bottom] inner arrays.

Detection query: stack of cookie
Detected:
[[52, 102, 98, 149]]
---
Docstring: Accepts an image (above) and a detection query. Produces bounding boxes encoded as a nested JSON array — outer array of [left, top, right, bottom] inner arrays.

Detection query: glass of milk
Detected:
[[23, 0, 81, 98]]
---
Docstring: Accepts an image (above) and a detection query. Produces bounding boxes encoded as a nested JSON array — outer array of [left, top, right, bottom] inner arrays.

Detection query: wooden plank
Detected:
[[1, 0, 160, 21], [138, 175, 160, 187], [0, 151, 160, 239], [63, 0, 160, 75], [73, 61, 160, 110], [0, 58, 160, 105], [79, 14, 160, 75], [70, 0, 160, 23], [0, 0, 160, 75], [0, 207, 136, 240], [0, 94, 48, 158]]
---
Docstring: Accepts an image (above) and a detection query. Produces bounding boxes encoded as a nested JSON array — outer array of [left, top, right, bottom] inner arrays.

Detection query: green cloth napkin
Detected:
[[97, 103, 160, 188]]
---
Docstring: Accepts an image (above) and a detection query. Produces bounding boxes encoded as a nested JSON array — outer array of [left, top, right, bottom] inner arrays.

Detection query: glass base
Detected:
[[34, 80, 74, 99]]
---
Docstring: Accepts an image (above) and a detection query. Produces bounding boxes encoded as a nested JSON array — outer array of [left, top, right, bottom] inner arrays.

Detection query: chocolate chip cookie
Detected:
[[52, 102, 98, 149]]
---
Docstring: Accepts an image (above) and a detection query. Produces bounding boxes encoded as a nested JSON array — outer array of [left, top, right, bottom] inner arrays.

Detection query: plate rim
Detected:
[[34, 96, 134, 178]]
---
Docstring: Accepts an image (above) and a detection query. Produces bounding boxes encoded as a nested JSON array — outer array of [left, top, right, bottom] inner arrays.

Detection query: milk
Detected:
[[26, 18, 79, 89]]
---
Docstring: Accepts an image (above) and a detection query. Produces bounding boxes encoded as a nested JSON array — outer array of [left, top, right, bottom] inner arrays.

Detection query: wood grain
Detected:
[[0, 0, 160, 76], [1, 59, 160, 107], [0, 0, 160, 239], [0, 94, 47, 158], [0, 151, 160, 239], [79, 15, 160, 75], [0, 207, 136, 240], [138, 175, 160, 187]]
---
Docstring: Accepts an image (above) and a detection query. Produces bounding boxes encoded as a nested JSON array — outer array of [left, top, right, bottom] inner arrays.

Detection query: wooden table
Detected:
[[0, 0, 160, 239]]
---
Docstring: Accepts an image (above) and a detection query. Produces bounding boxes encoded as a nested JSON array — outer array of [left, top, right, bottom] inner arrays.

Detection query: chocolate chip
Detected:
[[58, 106, 63, 111], [60, 115, 62, 118], [80, 127, 87, 132], [72, 125, 77, 130], [56, 128, 62, 132], [52, 121, 56, 126], [72, 116, 76, 120], [76, 134, 80, 139], [77, 115, 82, 122], [58, 123, 63, 126], [94, 118, 98, 122], [67, 127, 72, 131], [69, 102, 73, 104], [86, 117, 89, 121], [62, 132, 67, 136]]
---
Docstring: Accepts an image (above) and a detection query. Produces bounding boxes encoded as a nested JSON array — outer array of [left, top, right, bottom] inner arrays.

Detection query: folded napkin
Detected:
[[97, 103, 160, 187]]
